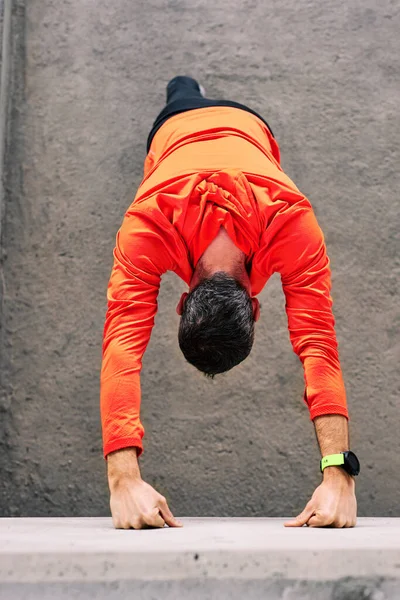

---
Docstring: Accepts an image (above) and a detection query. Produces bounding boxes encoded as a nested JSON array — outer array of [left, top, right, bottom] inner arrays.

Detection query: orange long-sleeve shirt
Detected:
[[101, 106, 348, 459]]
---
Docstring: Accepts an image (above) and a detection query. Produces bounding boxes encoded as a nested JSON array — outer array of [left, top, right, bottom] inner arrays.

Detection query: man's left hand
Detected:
[[284, 467, 357, 528]]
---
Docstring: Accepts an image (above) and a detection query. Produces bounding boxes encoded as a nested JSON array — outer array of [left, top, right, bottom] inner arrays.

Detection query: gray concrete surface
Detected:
[[0, 0, 11, 241], [1, 518, 400, 599], [0, 0, 399, 519], [0, 1, 3, 70]]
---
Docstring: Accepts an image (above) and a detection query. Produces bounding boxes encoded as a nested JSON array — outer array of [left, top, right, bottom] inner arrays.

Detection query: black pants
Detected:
[[146, 76, 275, 153]]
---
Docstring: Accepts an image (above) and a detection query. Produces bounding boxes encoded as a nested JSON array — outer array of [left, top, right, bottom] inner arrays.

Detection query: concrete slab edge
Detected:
[[1, 548, 400, 584]]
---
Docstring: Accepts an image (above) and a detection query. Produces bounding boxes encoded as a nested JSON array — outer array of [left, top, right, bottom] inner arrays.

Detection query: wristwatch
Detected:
[[320, 451, 360, 476]]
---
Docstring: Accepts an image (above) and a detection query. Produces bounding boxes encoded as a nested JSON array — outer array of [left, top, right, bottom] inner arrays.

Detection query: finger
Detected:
[[142, 508, 166, 529], [344, 519, 356, 529], [307, 512, 334, 528], [158, 498, 183, 527], [112, 515, 129, 530], [116, 520, 132, 530], [335, 520, 346, 529], [284, 504, 315, 528], [111, 515, 120, 529], [131, 518, 146, 530], [112, 519, 123, 529]]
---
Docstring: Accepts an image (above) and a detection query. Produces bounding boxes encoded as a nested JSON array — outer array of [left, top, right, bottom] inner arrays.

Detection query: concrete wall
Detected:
[[0, 0, 399, 517]]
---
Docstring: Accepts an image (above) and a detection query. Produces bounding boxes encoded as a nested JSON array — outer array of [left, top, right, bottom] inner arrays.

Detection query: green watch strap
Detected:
[[320, 453, 345, 472]]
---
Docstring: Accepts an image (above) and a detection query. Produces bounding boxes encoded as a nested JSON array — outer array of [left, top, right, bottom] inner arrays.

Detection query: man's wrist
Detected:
[[322, 465, 355, 485], [107, 447, 142, 488]]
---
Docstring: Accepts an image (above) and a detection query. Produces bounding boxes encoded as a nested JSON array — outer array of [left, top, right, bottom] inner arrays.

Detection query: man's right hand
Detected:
[[107, 448, 183, 530]]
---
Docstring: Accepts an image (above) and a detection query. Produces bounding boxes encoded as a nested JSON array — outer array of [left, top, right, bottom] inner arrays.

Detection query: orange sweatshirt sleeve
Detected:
[[100, 210, 174, 459], [266, 204, 348, 420]]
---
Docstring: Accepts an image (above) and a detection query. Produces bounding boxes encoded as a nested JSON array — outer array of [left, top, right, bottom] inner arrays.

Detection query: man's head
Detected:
[[176, 266, 260, 378]]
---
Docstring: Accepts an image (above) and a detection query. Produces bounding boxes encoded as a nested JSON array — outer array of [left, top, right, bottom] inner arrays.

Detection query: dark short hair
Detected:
[[178, 271, 255, 378]]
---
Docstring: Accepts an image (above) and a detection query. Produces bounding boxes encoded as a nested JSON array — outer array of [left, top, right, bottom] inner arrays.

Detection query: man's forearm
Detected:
[[314, 414, 353, 483], [313, 414, 349, 456]]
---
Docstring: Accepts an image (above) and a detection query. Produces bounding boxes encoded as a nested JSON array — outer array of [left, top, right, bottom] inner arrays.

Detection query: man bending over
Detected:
[[101, 76, 359, 530]]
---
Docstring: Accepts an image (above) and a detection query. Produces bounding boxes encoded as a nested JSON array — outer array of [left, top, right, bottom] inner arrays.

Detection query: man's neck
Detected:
[[199, 226, 245, 269], [189, 227, 249, 293]]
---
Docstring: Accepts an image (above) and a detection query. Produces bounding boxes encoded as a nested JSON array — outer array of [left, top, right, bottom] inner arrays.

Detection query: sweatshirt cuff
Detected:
[[103, 437, 144, 460], [309, 404, 349, 421]]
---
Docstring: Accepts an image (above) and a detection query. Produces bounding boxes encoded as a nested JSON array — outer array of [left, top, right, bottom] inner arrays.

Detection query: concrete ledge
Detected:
[[1, 517, 400, 599]]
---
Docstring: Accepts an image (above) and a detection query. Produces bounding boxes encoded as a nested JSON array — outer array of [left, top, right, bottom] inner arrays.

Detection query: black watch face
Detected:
[[344, 451, 360, 475]]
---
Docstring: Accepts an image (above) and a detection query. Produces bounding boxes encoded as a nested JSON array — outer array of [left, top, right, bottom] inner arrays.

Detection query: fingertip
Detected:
[[283, 521, 293, 527], [284, 515, 306, 527], [175, 520, 184, 527], [284, 520, 300, 527], [164, 517, 183, 528]]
